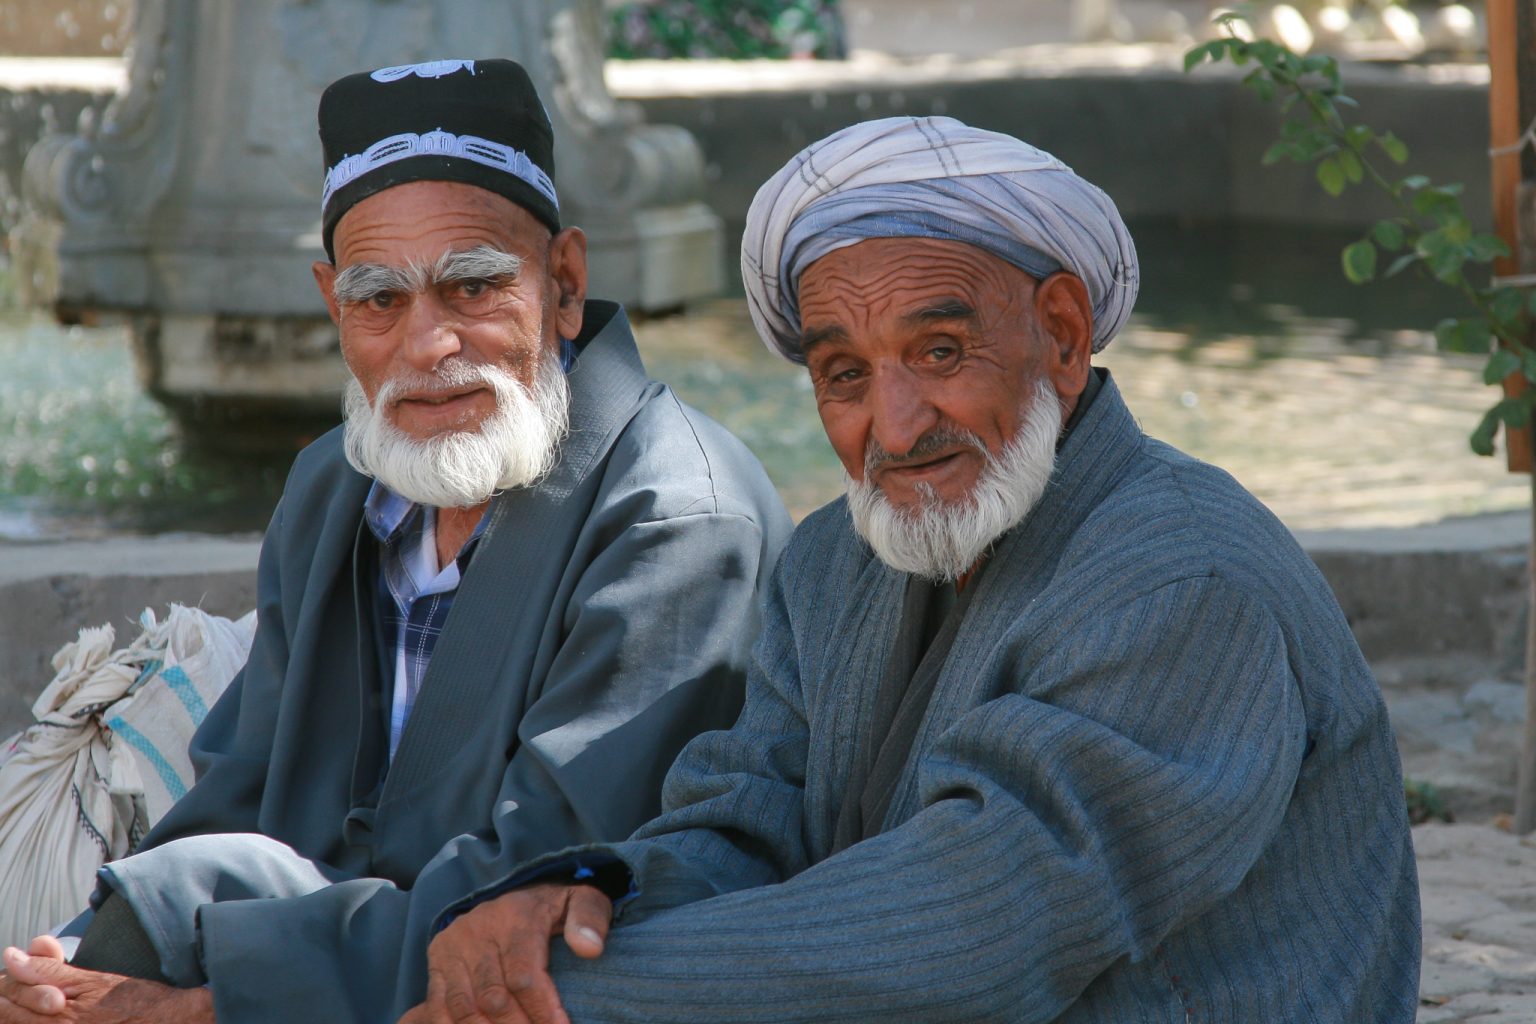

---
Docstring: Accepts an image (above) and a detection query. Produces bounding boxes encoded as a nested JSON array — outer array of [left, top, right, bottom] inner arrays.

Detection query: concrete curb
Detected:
[[0, 535, 260, 738], [1297, 511, 1531, 669]]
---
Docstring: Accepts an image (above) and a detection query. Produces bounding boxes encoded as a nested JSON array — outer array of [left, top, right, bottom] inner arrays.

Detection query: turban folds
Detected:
[[741, 116, 1139, 363]]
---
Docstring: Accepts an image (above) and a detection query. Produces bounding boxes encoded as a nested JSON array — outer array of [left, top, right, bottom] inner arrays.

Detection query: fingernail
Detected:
[[577, 927, 603, 946], [6, 949, 27, 965]]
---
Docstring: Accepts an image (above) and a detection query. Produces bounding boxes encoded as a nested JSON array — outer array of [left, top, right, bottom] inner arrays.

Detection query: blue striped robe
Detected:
[[478, 371, 1421, 1022]]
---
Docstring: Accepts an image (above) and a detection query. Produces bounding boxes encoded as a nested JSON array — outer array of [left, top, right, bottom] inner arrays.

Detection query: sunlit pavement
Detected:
[[1417, 824, 1536, 1023]]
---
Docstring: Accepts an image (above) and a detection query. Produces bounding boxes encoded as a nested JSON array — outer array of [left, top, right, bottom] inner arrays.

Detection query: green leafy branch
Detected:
[[1186, 13, 1534, 456]]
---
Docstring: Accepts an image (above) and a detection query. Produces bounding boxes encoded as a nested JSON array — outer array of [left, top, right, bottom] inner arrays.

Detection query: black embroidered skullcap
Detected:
[[318, 58, 559, 260]]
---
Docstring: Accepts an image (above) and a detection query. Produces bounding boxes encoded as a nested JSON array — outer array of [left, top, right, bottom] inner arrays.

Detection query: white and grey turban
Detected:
[[741, 116, 1139, 363]]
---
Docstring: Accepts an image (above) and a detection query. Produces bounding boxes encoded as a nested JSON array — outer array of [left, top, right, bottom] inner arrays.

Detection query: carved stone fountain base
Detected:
[[13, 0, 724, 448]]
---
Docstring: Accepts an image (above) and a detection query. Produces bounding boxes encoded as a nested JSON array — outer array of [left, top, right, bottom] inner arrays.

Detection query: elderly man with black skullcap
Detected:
[[395, 117, 1422, 1024], [0, 59, 790, 1023]]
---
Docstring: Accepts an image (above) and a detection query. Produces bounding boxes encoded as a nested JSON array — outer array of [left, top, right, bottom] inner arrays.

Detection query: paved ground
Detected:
[[1418, 824, 1536, 1022]]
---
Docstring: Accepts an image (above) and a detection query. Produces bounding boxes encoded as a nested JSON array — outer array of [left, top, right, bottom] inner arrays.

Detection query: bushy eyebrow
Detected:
[[435, 245, 524, 283], [331, 245, 524, 304], [901, 300, 978, 326], [800, 323, 848, 356]]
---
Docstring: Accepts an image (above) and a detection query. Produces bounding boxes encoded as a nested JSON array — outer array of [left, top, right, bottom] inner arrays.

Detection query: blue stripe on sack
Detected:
[[126, 659, 163, 697], [158, 665, 208, 724], [106, 716, 187, 801]]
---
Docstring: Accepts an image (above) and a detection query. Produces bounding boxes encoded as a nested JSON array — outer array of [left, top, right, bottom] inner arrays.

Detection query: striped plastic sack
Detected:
[[0, 605, 254, 948], [105, 606, 256, 825]]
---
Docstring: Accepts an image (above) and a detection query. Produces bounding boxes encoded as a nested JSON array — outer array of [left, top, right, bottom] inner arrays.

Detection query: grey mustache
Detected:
[[864, 429, 985, 475]]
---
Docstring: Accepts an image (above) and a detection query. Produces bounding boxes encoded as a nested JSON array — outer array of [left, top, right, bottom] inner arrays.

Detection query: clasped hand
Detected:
[[0, 936, 211, 1023], [400, 882, 613, 1024]]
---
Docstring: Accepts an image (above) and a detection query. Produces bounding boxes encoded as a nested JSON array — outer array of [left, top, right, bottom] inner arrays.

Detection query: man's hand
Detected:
[[0, 939, 213, 1023], [400, 882, 612, 1024]]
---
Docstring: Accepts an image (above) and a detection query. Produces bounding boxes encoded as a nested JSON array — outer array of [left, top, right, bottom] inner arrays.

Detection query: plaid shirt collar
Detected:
[[362, 482, 491, 760]]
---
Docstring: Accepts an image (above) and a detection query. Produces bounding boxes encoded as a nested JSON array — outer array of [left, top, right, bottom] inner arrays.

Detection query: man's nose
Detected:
[[398, 291, 462, 372], [867, 366, 939, 460]]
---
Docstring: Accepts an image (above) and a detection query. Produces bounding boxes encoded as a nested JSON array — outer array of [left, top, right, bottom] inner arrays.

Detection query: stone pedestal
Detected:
[[13, 0, 722, 448]]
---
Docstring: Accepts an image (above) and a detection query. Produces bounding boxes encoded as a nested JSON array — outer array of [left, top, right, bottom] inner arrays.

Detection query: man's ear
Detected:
[[312, 261, 342, 326], [1034, 272, 1094, 402], [548, 227, 588, 340]]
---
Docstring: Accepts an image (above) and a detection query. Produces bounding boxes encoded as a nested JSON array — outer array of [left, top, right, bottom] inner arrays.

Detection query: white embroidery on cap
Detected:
[[321, 129, 559, 214], [370, 60, 477, 83]]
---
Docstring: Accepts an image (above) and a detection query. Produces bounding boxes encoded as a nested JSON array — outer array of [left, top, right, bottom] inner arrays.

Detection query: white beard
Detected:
[[341, 350, 571, 509], [846, 377, 1062, 583]]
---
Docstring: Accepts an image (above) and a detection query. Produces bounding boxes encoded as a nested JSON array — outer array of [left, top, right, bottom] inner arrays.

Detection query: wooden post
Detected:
[[1489, 0, 1532, 473], [1490, 0, 1536, 833]]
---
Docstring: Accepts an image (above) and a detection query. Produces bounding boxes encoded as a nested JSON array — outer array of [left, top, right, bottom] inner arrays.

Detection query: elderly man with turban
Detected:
[[393, 115, 1421, 1023], [392, 115, 1419, 1023]]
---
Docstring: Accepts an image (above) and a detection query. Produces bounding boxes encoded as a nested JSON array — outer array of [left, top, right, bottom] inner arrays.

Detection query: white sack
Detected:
[[0, 606, 254, 948]]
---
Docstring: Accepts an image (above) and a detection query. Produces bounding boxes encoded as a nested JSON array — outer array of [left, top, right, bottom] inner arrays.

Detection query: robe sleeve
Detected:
[[144, 508, 781, 1024], [523, 571, 1308, 1023]]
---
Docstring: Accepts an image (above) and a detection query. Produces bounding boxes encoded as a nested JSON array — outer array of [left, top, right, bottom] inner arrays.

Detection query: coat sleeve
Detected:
[[188, 508, 783, 1024], [530, 572, 1307, 1023]]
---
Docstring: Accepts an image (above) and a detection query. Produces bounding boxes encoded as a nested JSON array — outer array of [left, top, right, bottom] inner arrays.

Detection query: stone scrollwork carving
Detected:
[[21, 0, 184, 231], [546, 3, 707, 212]]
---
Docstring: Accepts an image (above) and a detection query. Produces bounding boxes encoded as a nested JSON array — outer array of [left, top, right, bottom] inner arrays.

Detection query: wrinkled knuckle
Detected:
[[445, 990, 479, 1019], [504, 970, 537, 993], [477, 986, 512, 1014]]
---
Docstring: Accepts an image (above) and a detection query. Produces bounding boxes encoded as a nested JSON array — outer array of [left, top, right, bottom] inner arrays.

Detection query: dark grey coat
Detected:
[[104, 301, 791, 1022]]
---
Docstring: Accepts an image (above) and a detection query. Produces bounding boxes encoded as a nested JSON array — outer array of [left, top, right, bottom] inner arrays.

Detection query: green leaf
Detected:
[[1485, 347, 1522, 385], [1183, 42, 1217, 71], [1338, 149, 1364, 184], [1502, 397, 1532, 428], [1378, 132, 1409, 164], [1467, 398, 1534, 454], [1345, 125, 1373, 149], [1262, 141, 1297, 165], [1400, 174, 1431, 191], [1435, 316, 1492, 352], [1317, 158, 1347, 197], [1465, 234, 1511, 263], [1490, 287, 1525, 326], [1371, 221, 1406, 251], [1383, 252, 1419, 278], [1471, 405, 1501, 456], [1412, 189, 1457, 217], [1293, 129, 1335, 161], [1443, 218, 1474, 245], [1417, 229, 1469, 281], [1341, 239, 1377, 283], [1244, 72, 1277, 101]]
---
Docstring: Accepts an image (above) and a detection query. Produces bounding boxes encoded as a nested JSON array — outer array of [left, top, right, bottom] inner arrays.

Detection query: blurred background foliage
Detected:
[[606, 0, 847, 59]]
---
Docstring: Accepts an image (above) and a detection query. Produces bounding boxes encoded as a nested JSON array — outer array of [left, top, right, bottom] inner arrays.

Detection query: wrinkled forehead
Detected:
[[797, 237, 1039, 324]]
